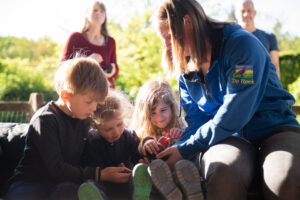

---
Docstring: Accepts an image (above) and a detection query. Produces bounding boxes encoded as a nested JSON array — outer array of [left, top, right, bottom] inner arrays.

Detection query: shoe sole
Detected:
[[148, 159, 182, 200], [78, 182, 104, 200], [174, 160, 204, 200], [132, 163, 152, 200]]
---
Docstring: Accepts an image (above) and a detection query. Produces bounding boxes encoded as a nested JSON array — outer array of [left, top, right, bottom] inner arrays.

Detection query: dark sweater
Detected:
[[9, 101, 95, 184], [82, 128, 142, 170]]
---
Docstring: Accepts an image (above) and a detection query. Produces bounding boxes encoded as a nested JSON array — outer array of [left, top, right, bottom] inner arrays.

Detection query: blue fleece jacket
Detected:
[[177, 24, 300, 160]]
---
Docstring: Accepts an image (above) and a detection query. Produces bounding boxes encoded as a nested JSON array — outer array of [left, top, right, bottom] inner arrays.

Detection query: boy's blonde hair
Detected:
[[91, 90, 133, 128], [131, 78, 181, 139], [55, 57, 108, 101]]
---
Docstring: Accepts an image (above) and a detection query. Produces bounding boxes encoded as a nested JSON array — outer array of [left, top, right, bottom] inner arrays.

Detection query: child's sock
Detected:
[[132, 163, 152, 200], [78, 182, 105, 200], [148, 159, 182, 200], [174, 160, 204, 200]]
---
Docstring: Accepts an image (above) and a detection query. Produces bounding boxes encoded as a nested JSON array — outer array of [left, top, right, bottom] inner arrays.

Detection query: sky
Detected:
[[0, 0, 299, 44]]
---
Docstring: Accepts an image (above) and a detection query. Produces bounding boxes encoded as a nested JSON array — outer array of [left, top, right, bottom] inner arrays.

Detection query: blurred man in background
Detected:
[[236, 0, 280, 79]]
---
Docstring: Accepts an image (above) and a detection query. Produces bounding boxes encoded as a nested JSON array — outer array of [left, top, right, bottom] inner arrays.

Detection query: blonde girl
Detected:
[[131, 78, 185, 157]]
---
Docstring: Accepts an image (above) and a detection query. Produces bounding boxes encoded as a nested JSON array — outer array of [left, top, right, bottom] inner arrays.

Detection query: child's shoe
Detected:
[[132, 163, 152, 200], [174, 160, 204, 200], [78, 182, 105, 200], [148, 159, 182, 200]]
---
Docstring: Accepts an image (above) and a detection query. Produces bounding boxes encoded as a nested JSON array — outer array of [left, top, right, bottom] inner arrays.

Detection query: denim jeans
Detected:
[[6, 180, 108, 200], [5, 181, 79, 200], [199, 130, 300, 200]]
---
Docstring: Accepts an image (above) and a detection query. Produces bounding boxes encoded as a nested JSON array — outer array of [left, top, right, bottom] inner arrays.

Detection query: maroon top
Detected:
[[61, 32, 119, 88]]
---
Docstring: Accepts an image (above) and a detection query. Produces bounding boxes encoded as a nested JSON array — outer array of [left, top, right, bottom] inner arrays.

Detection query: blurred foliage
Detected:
[[0, 59, 57, 101], [279, 53, 300, 90], [109, 10, 178, 99], [274, 22, 300, 52], [289, 76, 300, 105], [110, 11, 164, 98]]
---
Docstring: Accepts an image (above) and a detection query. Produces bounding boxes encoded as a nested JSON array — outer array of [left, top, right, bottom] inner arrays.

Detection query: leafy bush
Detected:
[[110, 11, 178, 99], [279, 52, 300, 89], [288, 76, 300, 105], [0, 59, 57, 101]]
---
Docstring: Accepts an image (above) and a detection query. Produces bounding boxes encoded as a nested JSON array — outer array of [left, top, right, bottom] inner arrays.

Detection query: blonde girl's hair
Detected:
[[90, 89, 134, 128], [81, 0, 109, 37], [156, 0, 230, 76], [131, 78, 180, 140], [55, 56, 108, 102]]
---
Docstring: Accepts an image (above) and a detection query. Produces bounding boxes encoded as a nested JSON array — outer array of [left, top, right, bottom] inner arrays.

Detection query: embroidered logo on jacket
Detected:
[[232, 65, 254, 84]]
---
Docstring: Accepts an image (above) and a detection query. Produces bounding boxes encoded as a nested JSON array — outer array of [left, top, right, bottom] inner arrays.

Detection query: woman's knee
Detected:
[[260, 131, 300, 200]]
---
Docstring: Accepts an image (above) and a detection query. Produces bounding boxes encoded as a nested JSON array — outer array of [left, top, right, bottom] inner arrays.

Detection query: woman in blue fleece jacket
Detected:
[[154, 0, 300, 199]]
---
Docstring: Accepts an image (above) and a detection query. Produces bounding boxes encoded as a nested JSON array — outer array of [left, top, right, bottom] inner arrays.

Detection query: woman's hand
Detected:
[[106, 63, 116, 78], [156, 146, 183, 170], [168, 128, 183, 139], [100, 166, 132, 183], [142, 139, 160, 156], [89, 53, 103, 63]]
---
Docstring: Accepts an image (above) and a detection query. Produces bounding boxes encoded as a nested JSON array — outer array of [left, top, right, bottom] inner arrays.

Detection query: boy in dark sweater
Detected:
[[6, 57, 109, 200]]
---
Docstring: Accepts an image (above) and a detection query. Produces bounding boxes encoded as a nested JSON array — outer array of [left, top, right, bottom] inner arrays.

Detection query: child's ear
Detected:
[[61, 90, 70, 103]]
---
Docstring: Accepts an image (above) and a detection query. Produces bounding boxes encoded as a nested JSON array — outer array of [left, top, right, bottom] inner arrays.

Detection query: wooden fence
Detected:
[[0, 93, 44, 123], [0, 92, 299, 123]]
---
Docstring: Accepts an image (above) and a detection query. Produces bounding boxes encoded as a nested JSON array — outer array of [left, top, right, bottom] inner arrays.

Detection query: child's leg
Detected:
[[132, 163, 152, 200], [174, 160, 204, 200], [5, 181, 53, 199], [78, 180, 107, 200], [148, 159, 182, 200], [102, 182, 131, 199], [51, 181, 79, 200]]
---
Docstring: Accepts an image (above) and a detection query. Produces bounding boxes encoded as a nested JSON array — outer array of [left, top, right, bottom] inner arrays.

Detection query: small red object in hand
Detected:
[[158, 136, 170, 150]]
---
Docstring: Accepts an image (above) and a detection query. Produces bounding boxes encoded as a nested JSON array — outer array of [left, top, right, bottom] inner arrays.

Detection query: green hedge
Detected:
[[279, 52, 300, 89]]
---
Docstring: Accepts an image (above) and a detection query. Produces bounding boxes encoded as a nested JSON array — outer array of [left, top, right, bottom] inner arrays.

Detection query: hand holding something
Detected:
[[156, 146, 183, 170], [101, 166, 132, 183], [89, 53, 103, 63], [168, 128, 183, 139], [106, 63, 116, 78], [142, 139, 160, 156]]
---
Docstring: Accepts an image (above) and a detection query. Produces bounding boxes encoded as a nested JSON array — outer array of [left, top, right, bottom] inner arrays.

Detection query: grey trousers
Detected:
[[199, 130, 300, 200]]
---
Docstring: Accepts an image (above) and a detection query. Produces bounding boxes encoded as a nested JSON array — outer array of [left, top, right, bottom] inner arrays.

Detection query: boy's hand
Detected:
[[101, 166, 132, 183], [142, 139, 160, 155], [169, 128, 183, 139], [156, 146, 183, 170]]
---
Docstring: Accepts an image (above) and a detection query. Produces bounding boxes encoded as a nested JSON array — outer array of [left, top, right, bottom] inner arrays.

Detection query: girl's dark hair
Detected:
[[157, 0, 229, 75]]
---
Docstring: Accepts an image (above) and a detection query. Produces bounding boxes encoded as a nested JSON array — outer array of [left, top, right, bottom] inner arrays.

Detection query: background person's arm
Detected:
[[270, 50, 280, 79]]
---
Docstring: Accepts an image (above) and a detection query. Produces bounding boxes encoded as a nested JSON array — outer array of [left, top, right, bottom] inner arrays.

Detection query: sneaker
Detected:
[[78, 182, 105, 200], [174, 160, 204, 200], [148, 159, 182, 200], [132, 163, 152, 200]]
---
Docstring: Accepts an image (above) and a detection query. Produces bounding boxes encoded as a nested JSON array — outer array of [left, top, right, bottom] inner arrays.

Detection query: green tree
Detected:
[[273, 21, 300, 52], [110, 11, 166, 98], [0, 59, 57, 101]]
